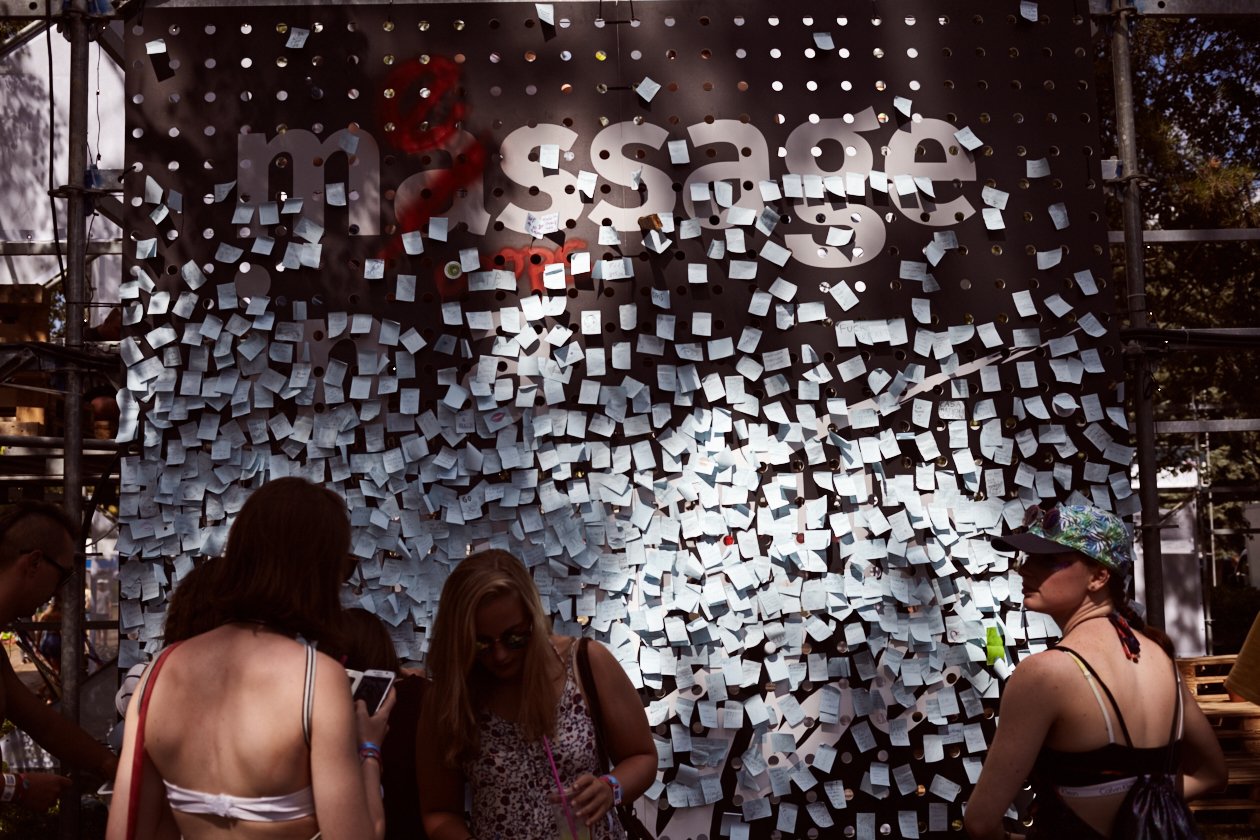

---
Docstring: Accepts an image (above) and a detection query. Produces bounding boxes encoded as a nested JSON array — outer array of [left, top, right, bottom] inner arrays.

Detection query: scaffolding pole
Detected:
[[1109, 0, 1165, 630], [59, 1, 91, 836]]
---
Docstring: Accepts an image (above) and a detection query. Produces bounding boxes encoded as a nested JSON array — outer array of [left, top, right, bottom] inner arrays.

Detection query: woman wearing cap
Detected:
[[964, 504, 1225, 840]]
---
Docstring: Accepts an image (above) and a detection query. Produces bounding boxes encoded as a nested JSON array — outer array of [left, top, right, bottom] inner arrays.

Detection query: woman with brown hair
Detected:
[[107, 477, 393, 840], [418, 549, 656, 840], [964, 504, 1225, 840]]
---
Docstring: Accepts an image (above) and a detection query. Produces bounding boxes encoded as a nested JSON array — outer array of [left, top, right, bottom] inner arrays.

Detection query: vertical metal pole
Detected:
[[59, 1, 90, 836], [1110, 0, 1164, 630]]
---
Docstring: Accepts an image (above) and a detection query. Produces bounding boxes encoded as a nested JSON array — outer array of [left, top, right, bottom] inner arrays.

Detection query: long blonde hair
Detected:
[[424, 549, 558, 767]]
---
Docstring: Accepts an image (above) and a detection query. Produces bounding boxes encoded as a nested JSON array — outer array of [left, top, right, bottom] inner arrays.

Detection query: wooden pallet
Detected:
[[1179, 655, 1260, 824]]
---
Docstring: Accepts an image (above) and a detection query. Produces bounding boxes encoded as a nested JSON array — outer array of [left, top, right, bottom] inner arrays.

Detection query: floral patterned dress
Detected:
[[464, 643, 626, 840]]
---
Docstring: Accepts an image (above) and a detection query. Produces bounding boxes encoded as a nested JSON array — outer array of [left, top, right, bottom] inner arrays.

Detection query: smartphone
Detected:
[[352, 669, 395, 715], [345, 668, 364, 695]]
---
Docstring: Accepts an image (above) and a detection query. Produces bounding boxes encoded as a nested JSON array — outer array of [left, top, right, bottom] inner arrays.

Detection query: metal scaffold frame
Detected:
[[1, 1, 1257, 835]]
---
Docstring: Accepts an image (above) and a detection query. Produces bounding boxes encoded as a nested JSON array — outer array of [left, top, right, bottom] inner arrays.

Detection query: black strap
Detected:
[[1055, 645, 1136, 747], [575, 637, 612, 774]]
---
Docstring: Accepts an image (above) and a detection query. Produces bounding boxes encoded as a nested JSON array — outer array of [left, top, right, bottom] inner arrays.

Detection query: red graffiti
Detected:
[[377, 56, 489, 300], [494, 240, 589, 295], [379, 55, 467, 154]]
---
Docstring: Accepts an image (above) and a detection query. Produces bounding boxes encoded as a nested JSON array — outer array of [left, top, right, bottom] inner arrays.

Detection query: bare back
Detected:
[[1040, 626, 1180, 835], [1044, 629, 1179, 752], [143, 624, 323, 840]]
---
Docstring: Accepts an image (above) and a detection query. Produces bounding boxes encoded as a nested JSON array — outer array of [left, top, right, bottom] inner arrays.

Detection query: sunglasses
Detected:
[[1013, 554, 1079, 574], [474, 625, 533, 654], [25, 549, 76, 589]]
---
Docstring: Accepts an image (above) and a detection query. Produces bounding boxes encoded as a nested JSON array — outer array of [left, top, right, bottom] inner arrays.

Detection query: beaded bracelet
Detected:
[[359, 745, 383, 764]]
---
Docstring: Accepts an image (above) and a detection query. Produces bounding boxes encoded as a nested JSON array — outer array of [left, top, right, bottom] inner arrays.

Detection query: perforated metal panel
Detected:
[[120, 4, 1126, 837]]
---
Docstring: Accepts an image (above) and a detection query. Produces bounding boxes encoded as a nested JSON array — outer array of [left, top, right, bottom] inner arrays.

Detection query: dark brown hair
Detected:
[[0, 501, 76, 569], [200, 477, 350, 641], [164, 560, 219, 643], [323, 608, 401, 673]]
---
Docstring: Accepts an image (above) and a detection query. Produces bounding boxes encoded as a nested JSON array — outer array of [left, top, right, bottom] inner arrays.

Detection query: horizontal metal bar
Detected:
[[1108, 229, 1260, 244], [0, 434, 124, 451], [0, 0, 126, 19], [11, 620, 118, 631], [1090, 0, 1260, 16], [0, 240, 122, 256], [1156, 419, 1260, 434]]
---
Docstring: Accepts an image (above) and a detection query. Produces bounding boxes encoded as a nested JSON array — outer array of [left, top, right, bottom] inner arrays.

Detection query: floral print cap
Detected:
[[992, 504, 1133, 577]]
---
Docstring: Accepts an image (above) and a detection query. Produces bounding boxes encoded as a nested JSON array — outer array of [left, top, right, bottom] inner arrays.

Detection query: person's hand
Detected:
[[354, 686, 396, 746], [561, 773, 615, 827], [19, 773, 72, 811]]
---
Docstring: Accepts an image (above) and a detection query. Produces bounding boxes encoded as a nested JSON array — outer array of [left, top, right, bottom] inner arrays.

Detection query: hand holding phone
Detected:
[[352, 669, 395, 715]]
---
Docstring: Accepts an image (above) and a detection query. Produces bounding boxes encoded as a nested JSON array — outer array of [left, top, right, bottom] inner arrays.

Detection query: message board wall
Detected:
[[119, 3, 1129, 837]]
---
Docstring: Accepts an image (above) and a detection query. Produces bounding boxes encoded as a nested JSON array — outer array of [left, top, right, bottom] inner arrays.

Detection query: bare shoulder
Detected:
[[1005, 648, 1080, 695]]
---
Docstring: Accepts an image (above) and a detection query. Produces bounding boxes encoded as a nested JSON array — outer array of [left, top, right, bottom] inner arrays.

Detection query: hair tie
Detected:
[[1108, 612, 1141, 662]]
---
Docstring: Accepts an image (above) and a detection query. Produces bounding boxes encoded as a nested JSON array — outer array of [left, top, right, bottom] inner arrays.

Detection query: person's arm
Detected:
[[417, 705, 474, 840], [568, 640, 658, 828], [1177, 681, 1227, 799], [2, 657, 117, 780], [308, 653, 393, 840], [963, 654, 1062, 840], [104, 663, 180, 840]]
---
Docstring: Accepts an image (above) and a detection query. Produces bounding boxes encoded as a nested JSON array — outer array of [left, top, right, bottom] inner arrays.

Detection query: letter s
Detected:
[[496, 124, 583, 236]]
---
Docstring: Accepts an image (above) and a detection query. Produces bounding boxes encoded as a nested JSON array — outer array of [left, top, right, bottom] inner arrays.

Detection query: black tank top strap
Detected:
[[1054, 645, 1136, 747]]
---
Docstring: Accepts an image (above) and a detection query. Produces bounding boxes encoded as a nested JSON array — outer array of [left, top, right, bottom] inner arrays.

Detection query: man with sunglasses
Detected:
[[0, 501, 118, 811]]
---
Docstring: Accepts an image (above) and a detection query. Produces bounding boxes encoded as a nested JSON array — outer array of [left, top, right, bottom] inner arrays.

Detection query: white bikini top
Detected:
[[163, 643, 318, 822]]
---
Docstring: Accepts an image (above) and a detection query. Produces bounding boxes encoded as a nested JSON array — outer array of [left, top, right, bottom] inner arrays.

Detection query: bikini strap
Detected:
[[1055, 645, 1135, 747], [302, 644, 316, 748], [126, 642, 183, 840], [1169, 657, 1185, 742]]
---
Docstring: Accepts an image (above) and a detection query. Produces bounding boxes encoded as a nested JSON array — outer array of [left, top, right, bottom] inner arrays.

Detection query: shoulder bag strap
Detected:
[[126, 642, 182, 840], [575, 637, 612, 774]]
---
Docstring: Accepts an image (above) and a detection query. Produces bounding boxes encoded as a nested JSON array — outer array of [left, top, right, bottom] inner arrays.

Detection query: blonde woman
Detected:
[[965, 505, 1225, 840], [418, 549, 656, 840], [107, 478, 394, 840]]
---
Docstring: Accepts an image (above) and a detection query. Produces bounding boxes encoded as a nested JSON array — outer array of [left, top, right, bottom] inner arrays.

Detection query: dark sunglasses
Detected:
[[474, 625, 532, 654], [1014, 554, 1079, 574], [26, 548, 78, 590]]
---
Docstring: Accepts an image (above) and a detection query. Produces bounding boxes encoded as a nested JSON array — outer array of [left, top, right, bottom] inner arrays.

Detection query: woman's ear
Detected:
[[1087, 564, 1111, 593], [15, 548, 40, 577]]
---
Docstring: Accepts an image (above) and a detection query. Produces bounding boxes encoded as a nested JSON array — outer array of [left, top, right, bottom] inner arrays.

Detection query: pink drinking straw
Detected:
[[542, 735, 581, 839]]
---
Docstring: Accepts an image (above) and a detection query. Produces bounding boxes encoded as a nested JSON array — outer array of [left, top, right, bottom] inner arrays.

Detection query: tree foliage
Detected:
[[1097, 16, 1260, 560]]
